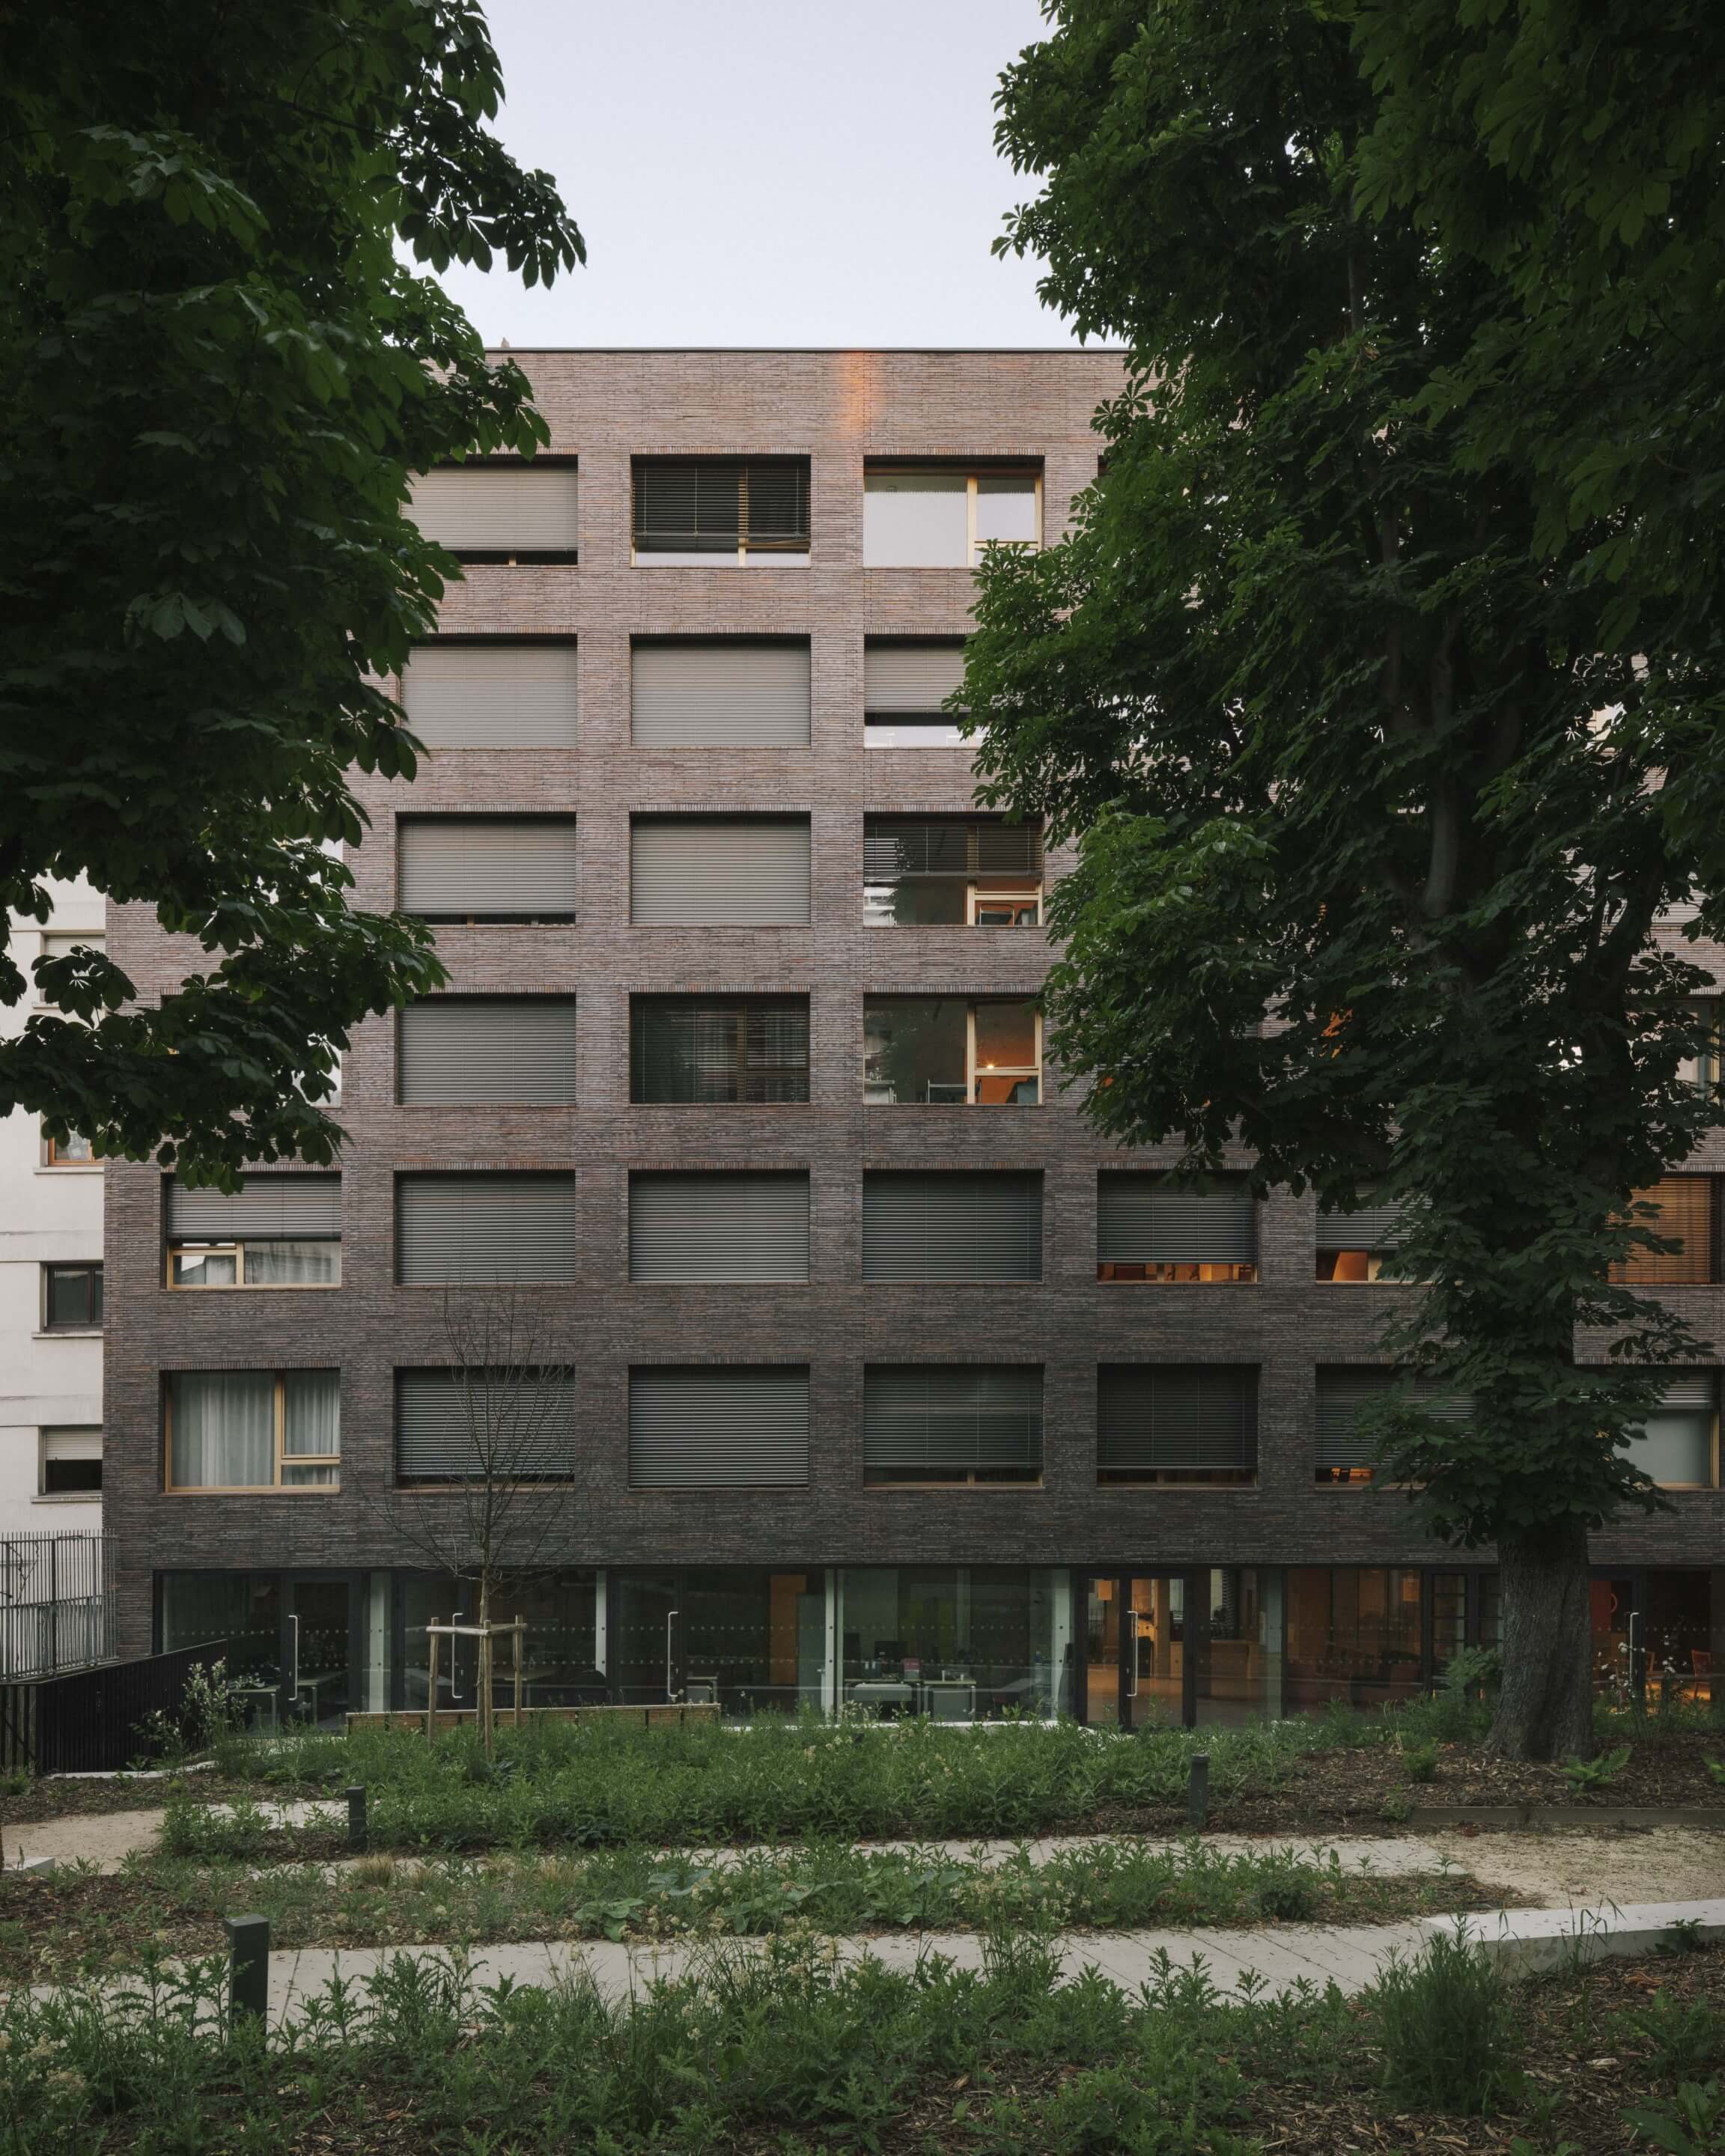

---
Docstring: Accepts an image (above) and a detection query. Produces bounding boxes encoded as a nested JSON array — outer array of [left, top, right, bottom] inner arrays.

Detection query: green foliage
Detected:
[[1442, 1648, 1503, 1702], [1623, 2080, 1725, 2155], [974, 0, 1725, 1756], [1617, 1991, 1724, 2080], [1368, 1925, 1521, 2116], [0, 4, 582, 1179], [1706, 1761, 1725, 1787], [133, 1655, 249, 1765], [1559, 1744, 1632, 1794], [1401, 1738, 1440, 1784]]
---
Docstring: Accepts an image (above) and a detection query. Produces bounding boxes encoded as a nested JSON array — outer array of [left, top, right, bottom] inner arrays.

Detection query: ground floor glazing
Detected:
[[153, 1561, 1718, 1729]]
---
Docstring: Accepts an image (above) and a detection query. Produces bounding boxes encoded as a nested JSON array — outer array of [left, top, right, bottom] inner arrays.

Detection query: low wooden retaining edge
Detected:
[[344, 1704, 721, 1735], [1408, 1803, 1725, 1830]]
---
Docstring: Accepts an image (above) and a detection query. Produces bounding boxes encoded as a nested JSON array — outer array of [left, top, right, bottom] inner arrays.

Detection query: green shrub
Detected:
[[1401, 1738, 1440, 1783], [1623, 1992, 1724, 2080], [1560, 1744, 1631, 1794], [1622, 2078, 1725, 2155], [1367, 1925, 1521, 2116]]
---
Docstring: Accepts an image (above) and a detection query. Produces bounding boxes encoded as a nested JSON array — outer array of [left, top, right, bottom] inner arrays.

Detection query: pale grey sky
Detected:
[[435, 0, 1076, 348]]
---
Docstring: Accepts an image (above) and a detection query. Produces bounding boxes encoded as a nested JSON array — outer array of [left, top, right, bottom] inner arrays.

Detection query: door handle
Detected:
[[666, 1609, 681, 1702], [288, 1613, 300, 1697], [449, 1609, 464, 1702], [1125, 1592, 1139, 1697]]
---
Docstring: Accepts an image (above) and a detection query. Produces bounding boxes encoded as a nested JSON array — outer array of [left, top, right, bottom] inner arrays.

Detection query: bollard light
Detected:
[[224, 1912, 270, 2029]]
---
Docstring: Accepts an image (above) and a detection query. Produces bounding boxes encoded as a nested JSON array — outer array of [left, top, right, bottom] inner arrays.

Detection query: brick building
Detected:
[[103, 350, 1724, 1726]]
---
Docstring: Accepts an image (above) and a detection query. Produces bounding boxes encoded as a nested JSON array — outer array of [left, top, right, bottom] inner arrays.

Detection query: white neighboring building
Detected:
[[1, 878, 105, 1568]]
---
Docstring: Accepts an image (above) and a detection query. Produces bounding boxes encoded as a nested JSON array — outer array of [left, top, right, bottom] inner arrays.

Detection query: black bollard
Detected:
[[224, 1913, 270, 2028], [1187, 1752, 1210, 1830], [347, 1784, 368, 1854]]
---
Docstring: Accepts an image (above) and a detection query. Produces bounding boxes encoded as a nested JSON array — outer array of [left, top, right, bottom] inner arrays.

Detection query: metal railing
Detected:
[[0, 1532, 115, 1683], [0, 1638, 228, 1775]]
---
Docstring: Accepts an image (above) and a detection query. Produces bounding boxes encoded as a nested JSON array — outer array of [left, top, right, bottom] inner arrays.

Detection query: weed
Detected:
[[1706, 1760, 1725, 1787], [1560, 1744, 1631, 1794], [1380, 1794, 1414, 1823], [1255, 1871, 1318, 1923], [1661, 1919, 1712, 1957], [1367, 1923, 1521, 2116], [1622, 2078, 1725, 2155], [1623, 1991, 1724, 2077], [1402, 1738, 1440, 1783]]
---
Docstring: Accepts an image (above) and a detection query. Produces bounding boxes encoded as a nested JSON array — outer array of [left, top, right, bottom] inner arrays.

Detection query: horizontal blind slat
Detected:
[[1314, 1368, 1472, 1467], [409, 469, 579, 552], [630, 818, 810, 926], [633, 643, 811, 747], [398, 1000, 577, 1105], [1097, 1176, 1256, 1264], [404, 645, 579, 749], [1097, 1365, 1259, 1472], [167, 1174, 341, 1239], [1316, 1197, 1411, 1247], [395, 1367, 578, 1480], [863, 642, 967, 713], [862, 817, 1041, 880], [396, 1174, 577, 1284], [627, 1366, 809, 1487], [399, 820, 578, 917], [629, 1172, 810, 1282], [862, 1172, 1041, 1280], [863, 1365, 1042, 1473]]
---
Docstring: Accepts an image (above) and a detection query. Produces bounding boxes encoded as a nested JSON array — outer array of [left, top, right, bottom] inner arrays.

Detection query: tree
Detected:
[[969, 0, 1725, 1758], [0, 2, 582, 1186], [354, 1290, 583, 1755]]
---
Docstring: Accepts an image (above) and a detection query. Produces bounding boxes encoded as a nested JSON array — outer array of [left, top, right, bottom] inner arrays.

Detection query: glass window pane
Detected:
[[1628, 1410, 1714, 1486], [864, 999, 967, 1103], [863, 472, 968, 567], [172, 1248, 239, 1288], [46, 1266, 97, 1327], [974, 475, 1038, 547], [169, 1372, 275, 1487], [244, 1241, 341, 1285], [865, 877, 967, 928], [974, 1000, 1037, 1068], [865, 719, 970, 748], [283, 1371, 341, 1458]]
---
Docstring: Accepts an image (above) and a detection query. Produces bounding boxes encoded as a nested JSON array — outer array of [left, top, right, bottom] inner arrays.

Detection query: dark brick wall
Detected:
[[103, 349, 1725, 1656]]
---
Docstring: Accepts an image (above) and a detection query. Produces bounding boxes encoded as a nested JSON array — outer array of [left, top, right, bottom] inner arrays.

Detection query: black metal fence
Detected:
[[0, 1638, 228, 1774], [0, 1532, 115, 1681]]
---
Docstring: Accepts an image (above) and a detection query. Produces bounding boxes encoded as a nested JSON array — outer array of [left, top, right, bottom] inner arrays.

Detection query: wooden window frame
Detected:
[[162, 1371, 342, 1494], [863, 466, 1044, 569], [968, 1002, 1041, 1106], [165, 1240, 342, 1291]]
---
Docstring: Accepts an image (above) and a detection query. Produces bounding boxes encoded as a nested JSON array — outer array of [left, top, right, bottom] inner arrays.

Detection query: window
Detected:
[[629, 1172, 810, 1283], [633, 458, 809, 565], [864, 817, 1041, 928], [630, 816, 811, 926], [1679, 1000, 1721, 1093], [43, 1262, 103, 1329], [407, 460, 579, 562], [864, 1365, 1042, 1485], [165, 1175, 341, 1288], [1316, 1193, 1413, 1282], [165, 1371, 340, 1490], [398, 998, 577, 1105], [1097, 1174, 1256, 1282], [398, 817, 578, 925], [35, 931, 103, 1008], [628, 1366, 810, 1487], [40, 1426, 102, 1496], [1098, 1365, 1259, 1485], [395, 1367, 579, 1485], [862, 465, 1040, 567], [863, 996, 1039, 1106], [401, 641, 579, 749], [862, 1172, 1042, 1282], [43, 1127, 94, 1165], [395, 1173, 578, 1285], [631, 996, 809, 1104], [1314, 1367, 1471, 1485], [632, 639, 810, 748], [1611, 1176, 1718, 1285], [864, 639, 969, 749], [1624, 1371, 1718, 1488]]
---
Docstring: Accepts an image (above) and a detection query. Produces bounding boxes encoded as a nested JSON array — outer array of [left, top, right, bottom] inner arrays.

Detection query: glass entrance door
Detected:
[[285, 1576, 354, 1727], [1084, 1573, 1190, 1727]]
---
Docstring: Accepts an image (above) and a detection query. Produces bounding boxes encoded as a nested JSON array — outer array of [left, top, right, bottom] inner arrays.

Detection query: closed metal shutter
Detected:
[[862, 1172, 1041, 1280], [1313, 1367, 1472, 1470], [629, 1172, 810, 1282], [1316, 1195, 1411, 1247], [1098, 1365, 1259, 1475], [1658, 1370, 1719, 1410], [1613, 1175, 1718, 1284], [395, 1173, 578, 1285], [627, 1365, 809, 1487], [863, 642, 967, 713], [863, 1365, 1042, 1477], [632, 642, 810, 747], [630, 817, 810, 926], [395, 1366, 578, 1482], [166, 1174, 341, 1239], [633, 460, 809, 552], [408, 467, 579, 554], [403, 645, 579, 749], [1097, 1175, 1256, 1264], [398, 818, 578, 920], [630, 997, 810, 1103], [862, 817, 1041, 880], [398, 999, 577, 1105]]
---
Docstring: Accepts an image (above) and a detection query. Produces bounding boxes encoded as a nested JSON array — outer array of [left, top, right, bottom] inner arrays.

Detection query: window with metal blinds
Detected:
[[398, 999, 577, 1106], [1096, 1175, 1256, 1264], [627, 1365, 810, 1487], [395, 1174, 578, 1285], [1611, 1176, 1718, 1285], [862, 641, 967, 713], [398, 818, 578, 922], [402, 643, 579, 749], [1315, 1194, 1413, 1248], [862, 817, 1041, 882], [630, 997, 810, 1104], [1313, 1367, 1473, 1470], [863, 1365, 1042, 1480], [1623, 1368, 1720, 1487], [630, 817, 811, 925], [631, 641, 810, 747], [1097, 1365, 1259, 1476], [628, 1172, 810, 1282], [165, 1175, 341, 1240], [861, 1172, 1041, 1281], [633, 460, 809, 552], [395, 1367, 579, 1483], [407, 466, 579, 556]]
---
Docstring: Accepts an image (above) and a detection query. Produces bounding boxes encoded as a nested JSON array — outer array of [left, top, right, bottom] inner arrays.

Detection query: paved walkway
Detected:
[[29, 1897, 1724, 2026]]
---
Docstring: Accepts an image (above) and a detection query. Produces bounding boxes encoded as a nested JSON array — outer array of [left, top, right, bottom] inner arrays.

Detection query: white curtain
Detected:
[[246, 1241, 339, 1285], [282, 1371, 341, 1484], [170, 1372, 273, 1488]]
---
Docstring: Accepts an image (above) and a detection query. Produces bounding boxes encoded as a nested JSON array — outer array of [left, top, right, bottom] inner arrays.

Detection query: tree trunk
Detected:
[[1485, 1519, 1596, 1760], [478, 1574, 494, 1761]]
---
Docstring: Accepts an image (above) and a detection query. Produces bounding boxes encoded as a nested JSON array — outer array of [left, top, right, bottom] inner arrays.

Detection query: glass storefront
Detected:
[[838, 1566, 1070, 1719], [399, 1571, 600, 1714], [1285, 1567, 1425, 1710], [607, 1568, 827, 1714]]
